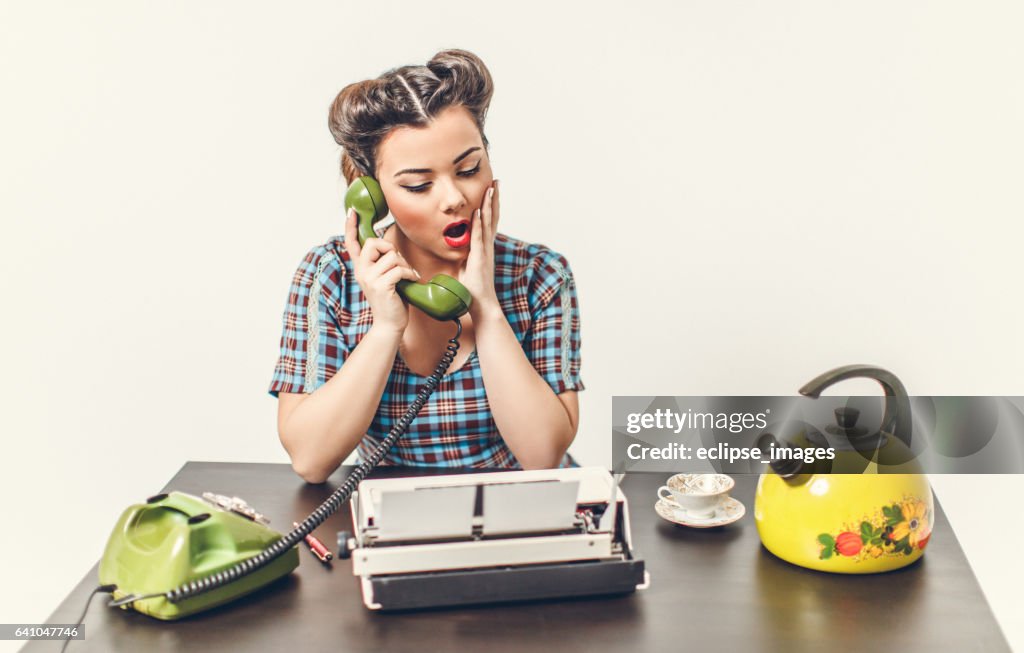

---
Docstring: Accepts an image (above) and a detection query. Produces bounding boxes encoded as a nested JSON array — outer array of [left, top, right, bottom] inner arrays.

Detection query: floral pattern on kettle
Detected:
[[817, 498, 932, 561]]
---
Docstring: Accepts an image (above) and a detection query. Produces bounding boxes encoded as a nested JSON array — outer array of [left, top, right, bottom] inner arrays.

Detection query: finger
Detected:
[[486, 186, 497, 240], [481, 185, 497, 260], [393, 251, 421, 279], [481, 186, 494, 241], [366, 251, 399, 279], [470, 208, 484, 249], [343, 208, 361, 259], [492, 180, 500, 235], [380, 265, 419, 288], [359, 237, 395, 264], [367, 252, 421, 285]]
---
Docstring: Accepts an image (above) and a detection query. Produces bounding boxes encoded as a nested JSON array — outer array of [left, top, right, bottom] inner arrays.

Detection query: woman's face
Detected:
[[375, 105, 494, 263]]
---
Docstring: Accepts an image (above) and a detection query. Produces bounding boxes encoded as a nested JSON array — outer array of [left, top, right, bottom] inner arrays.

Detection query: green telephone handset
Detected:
[[96, 177, 468, 622], [345, 176, 471, 321]]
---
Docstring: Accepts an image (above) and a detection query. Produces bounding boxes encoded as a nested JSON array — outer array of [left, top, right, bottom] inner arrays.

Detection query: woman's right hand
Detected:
[[343, 208, 420, 334]]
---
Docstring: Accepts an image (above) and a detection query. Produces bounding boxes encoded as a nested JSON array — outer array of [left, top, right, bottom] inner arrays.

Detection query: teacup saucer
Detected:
[[655, 496, 745, 528]]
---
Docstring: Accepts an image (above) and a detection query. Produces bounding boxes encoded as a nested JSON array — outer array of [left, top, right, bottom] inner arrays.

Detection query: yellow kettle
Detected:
[[754, 365, 934, 574]]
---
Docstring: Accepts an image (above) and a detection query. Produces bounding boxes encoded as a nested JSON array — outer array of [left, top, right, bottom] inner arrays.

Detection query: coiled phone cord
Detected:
[[155, 318, 463, 605]]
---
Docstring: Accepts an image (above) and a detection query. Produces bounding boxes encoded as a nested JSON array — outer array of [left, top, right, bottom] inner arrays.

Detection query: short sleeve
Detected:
[[523, 251, 584, 395], [268, 245, 348, 398]]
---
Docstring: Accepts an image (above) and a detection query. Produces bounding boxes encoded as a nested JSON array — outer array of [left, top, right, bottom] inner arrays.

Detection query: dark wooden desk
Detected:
[[34, 462, 1010, 652]]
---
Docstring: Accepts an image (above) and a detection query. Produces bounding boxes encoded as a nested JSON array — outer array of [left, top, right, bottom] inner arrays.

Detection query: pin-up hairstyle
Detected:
[[328, 49, 494, 184]]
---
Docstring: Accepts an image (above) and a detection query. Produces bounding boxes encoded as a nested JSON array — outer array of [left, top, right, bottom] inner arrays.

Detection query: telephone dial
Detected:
[[98, 176, 471, 619]]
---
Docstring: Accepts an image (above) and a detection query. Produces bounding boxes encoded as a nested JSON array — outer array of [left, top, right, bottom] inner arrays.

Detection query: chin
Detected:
[[439, 247, 470, 262]]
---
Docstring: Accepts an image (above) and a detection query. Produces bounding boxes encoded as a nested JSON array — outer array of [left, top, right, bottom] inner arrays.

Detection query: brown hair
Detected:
[[328, 49, 494, 184]]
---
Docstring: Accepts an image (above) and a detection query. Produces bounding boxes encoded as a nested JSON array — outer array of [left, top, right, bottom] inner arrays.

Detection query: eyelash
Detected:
[[402, 165, 481, 193]]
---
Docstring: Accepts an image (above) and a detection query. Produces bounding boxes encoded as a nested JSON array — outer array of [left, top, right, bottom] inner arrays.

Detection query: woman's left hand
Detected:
[[461, 179, 501, 319]]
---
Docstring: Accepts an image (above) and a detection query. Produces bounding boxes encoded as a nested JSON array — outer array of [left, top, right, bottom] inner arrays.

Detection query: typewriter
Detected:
[[342, 467, 648, 610]]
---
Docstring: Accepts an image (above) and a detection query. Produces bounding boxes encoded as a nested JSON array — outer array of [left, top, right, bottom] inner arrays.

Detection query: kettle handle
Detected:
[[799, 364, 912, 448]]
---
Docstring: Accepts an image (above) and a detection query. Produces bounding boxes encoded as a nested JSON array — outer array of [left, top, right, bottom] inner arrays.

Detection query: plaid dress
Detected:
[[268, 233, 584, 468]]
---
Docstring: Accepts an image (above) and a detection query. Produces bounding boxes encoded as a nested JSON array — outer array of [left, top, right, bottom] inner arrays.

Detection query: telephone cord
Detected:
[[157, 318, 462, 605], [62, 584, 117, 652]]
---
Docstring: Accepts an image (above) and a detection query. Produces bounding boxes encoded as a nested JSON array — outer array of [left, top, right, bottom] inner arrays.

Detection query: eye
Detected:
[[401, 183, 431, 194], [457, 164, 480, 178]]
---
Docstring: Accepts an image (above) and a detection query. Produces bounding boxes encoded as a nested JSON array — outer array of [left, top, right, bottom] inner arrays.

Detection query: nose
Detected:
[[437, 176, 467, 214]]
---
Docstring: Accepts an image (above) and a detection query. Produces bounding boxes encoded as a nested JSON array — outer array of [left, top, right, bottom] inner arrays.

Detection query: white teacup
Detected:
[[657, 473, 735, 519]]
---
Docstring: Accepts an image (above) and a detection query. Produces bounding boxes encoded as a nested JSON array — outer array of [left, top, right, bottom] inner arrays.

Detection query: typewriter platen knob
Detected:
[[336, 530, 353, 560]]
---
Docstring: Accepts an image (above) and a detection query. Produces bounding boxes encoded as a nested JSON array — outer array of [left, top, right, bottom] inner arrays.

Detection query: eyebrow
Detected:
[[392, 147, 481, 177]]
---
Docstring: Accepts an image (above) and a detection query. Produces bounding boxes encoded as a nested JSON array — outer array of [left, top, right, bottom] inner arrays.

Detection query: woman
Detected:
[[268, 50, 583, 483]]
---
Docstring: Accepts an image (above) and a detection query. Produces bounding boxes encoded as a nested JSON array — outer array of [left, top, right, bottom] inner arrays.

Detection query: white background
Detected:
[[2, 1, 1022, 651]]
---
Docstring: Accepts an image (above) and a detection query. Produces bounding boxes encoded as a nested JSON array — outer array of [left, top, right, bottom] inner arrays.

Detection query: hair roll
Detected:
[[328, 49, 494, 183]]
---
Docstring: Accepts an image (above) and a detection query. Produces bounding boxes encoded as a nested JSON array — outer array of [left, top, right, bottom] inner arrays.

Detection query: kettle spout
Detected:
[[799, 364, 913, 448]]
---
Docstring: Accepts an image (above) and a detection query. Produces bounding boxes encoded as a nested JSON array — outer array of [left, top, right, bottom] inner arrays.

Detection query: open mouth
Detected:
[[443, 221, 471, 248]]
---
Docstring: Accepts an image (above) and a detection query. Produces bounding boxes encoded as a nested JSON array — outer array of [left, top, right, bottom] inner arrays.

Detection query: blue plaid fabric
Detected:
[[269, 233, 584, 468]]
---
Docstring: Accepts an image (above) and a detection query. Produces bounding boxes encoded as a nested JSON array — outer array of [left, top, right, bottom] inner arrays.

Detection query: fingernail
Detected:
[[475, 208, 481, 219]]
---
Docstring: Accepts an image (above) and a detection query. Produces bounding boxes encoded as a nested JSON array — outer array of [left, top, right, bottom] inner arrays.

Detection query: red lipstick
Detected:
[[443, 220, 471, 248]]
